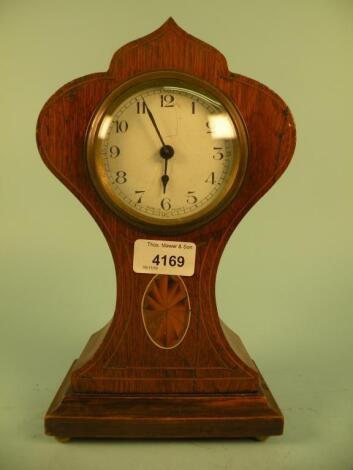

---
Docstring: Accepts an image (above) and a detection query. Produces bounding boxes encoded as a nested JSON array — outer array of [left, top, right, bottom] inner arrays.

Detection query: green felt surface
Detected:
[[1, 0, 352, 469]]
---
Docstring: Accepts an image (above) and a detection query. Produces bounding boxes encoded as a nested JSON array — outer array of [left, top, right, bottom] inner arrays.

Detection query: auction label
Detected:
[[133, 239, 196, 276]]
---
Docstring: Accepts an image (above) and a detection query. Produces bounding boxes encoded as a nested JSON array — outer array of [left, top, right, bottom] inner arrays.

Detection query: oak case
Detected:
[[37, 18, 296, 439]]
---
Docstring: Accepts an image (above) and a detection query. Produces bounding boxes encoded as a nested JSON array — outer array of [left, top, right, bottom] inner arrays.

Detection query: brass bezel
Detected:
[[86, 71, 248, 234]]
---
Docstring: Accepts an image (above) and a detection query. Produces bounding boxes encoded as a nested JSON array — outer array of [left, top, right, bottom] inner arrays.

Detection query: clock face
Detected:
[[87, 73, 247, 230]]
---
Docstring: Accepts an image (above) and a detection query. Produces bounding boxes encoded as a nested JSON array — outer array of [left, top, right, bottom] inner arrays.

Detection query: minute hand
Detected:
[[143, 100, 166, 147]]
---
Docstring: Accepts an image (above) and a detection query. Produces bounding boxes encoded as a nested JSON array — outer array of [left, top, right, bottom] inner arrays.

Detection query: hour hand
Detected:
[[160, 145, 174, 194], [161, 174, 169, 194]]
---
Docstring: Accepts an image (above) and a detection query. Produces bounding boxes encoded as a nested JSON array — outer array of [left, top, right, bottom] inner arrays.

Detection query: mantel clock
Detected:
[[37, 18, 296, 440]]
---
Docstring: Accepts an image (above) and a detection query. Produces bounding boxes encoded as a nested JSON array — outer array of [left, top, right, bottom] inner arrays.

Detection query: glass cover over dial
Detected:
[[86, 75, 247, 230]]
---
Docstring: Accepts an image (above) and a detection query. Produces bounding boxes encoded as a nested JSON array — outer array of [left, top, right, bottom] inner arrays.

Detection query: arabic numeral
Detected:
[[177, 256, 185, 267], [135, 190, 145, 204], [206, 121, 213, 133], [115, 170, 127, 184], [169, 255, 177, 266], [114, 120, 128, 133], [161, 197, 171, 211], [109, 145, 120, 158], [213, 147, 224, 160], [137, 101, 147, 114], [151, 254, 185, 267], [152, 254, 160, 266], [186, 191, 198, 204], [205, 172, 215, 184], [160, 94, 175, 107]]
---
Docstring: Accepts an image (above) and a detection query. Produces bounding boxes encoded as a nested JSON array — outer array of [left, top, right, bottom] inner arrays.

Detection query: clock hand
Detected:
[[143, 98, 174, 194], [143, 99, 166, 148], [161, 162, 169, 194], [160, 145, 174, 193]]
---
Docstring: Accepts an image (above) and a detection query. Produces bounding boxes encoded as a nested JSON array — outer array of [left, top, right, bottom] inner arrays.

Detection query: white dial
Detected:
[[87, 76, 247, 229]]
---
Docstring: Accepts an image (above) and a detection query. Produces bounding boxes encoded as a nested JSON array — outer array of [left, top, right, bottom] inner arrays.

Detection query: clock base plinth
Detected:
[[45, 362, 283, 440]]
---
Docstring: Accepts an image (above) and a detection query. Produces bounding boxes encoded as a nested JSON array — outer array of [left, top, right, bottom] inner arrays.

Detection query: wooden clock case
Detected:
[[36, 18, 296, 440]]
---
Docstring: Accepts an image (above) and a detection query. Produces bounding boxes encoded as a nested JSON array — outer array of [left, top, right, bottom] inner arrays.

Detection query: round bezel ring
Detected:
[[86, 71, 248, 234]]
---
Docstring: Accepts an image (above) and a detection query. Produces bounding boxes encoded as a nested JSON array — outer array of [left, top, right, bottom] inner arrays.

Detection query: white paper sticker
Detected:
[[133, 239, 196, 276]]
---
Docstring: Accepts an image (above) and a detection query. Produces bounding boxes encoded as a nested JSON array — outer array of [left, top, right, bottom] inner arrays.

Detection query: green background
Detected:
[[1, 0, 352, 469]]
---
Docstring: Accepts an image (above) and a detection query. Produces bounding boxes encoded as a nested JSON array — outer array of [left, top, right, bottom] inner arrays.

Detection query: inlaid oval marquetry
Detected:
[[142, 275, 191, 349]]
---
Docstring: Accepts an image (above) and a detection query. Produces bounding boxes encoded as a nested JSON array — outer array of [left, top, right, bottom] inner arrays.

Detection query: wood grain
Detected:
[[37, 18, 296, 438], [142, 275, 191, 349], [45, 361, 284, 439]]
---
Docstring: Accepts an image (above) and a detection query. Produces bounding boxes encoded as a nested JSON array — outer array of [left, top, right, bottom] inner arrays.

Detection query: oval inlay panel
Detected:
[[142, 275, 191, 349]]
